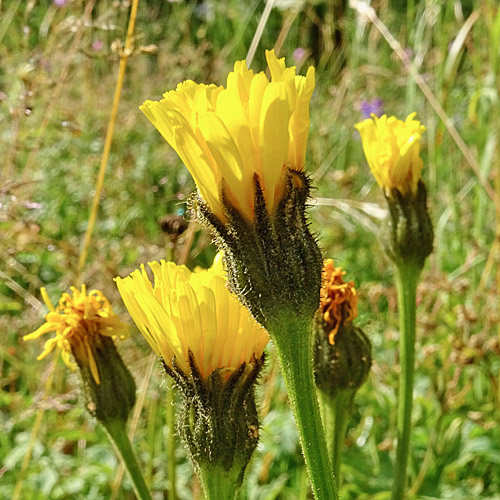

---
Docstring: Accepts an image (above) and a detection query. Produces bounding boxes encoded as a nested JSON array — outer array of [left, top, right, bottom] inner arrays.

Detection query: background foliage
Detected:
[[1, 0, 499, 498]]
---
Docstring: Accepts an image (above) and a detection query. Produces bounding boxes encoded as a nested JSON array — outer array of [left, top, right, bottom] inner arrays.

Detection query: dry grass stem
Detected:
[[75, 0, 140, 283]]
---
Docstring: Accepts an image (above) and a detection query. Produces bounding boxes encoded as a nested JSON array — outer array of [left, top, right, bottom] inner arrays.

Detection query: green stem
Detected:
[[391, 264, 421, 500], [103, 419, 153, 500], [197, 465, 240, 500], [318, 390, 354, 485], [166, 379, 177, 500], [270, 316, 338, 500]]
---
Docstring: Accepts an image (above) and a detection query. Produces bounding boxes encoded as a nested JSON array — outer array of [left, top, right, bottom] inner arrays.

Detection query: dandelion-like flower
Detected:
[[140, 49, 315, 222], [116, 260, 269, 493], [355, 113, 433, 269], [355, 114, 432, 500], [24, 286, 129, 384], [355, 112, 426, 196], [320, 259, 358, 345], [141, 50, 321, 330], [115, 260, 269, 379]]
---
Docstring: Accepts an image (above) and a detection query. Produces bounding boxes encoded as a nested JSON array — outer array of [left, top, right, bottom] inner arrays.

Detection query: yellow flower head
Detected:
[[320, 259, 358, 345], [140, 50, 315, 221], [24, 286, 129, 384], [115, 260, 269, 380], [354, 113, 426, 195]]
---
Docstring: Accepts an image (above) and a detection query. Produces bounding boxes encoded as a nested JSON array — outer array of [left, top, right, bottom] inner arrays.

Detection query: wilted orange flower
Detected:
[[24, 286, 129, 384], [320, 259, 358, 344]]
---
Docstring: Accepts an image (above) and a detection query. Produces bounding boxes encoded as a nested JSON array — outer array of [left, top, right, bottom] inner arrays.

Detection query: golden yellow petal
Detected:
[[258, 82, 292, 211], [265, 49, 287, 80], [135, 292, 186, 371], [216, 83, 256, 179], [115, 274, 160, 352], [61, 348, 77, 371], [85, 339, 101, 385], [40, 287, 55, 312], [228, 60, 254, 98], [196, 112, 254, 219], [288, 66, 315, 168], [24, 321, 58, 341], [195, 284, 218, 375], [248, 71, 270, 154], [169, 113, 222, 217], [36, 336, 59, 360]]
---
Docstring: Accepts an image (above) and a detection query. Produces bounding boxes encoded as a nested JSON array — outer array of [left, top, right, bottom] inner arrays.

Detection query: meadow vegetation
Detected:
[[1, 0, 499, 498]]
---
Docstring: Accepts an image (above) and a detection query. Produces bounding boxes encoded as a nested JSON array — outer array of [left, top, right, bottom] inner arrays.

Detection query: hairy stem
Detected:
[[391, 265, 420, 500]]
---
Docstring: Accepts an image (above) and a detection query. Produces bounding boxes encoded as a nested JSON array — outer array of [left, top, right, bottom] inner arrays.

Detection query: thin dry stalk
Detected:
[[75, 0, 140, 283], [0, 0, 22, 46], [246, 0, 275, 67], [274, 9, 300, 56]]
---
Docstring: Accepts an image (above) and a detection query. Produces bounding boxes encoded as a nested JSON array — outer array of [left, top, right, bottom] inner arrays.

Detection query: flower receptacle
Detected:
[[314, 322, 372, 401], [384, 180, 434, 271], [76, 334, 136, 425], [193, 168, 323, 332], [165, 352, 265, 493]]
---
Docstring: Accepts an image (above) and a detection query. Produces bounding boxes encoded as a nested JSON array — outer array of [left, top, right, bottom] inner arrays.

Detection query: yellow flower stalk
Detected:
[[25, 285, 129, 384], [115, 260, 269, 379], [140, 49, 315, 221], [320, 259, 359, 345], [355, 112, 426, 195]]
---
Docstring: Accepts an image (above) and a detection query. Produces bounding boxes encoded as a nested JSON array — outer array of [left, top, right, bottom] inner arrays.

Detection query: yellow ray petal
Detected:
[[259, 82, 291, 210]]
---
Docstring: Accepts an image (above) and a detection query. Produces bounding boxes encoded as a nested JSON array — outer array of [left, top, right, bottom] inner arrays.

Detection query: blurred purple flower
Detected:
[[53, 0, 67, 6], [92, 40, 103, 51], [293, 47, 306, 62], [359, 98, 384, 119], [404, 47, 413, 60]]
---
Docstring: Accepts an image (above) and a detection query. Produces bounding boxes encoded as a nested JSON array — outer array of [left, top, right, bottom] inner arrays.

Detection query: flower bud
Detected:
[[384, 180, 434, 270], [315, 323, 372, 400], [355, 113, 433, 270], [116, 260, 269, 491], [313, 261, 371, 399]]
